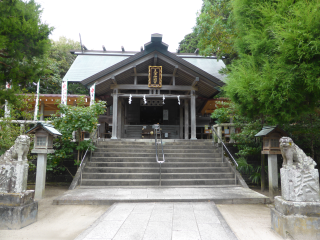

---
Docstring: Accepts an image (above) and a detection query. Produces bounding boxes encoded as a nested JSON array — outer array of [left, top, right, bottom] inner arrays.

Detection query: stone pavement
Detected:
[[74, 202, 238, 240], [53, 186, 270, 205]]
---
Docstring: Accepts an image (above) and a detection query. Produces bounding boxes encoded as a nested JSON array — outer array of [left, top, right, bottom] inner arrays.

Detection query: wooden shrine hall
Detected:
[[64, 34, 226, 140]]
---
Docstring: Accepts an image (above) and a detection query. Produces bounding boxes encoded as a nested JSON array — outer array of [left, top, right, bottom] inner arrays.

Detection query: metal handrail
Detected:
[[211, 126, 238, 167], [80, 125, 100, 186], [154, 124, 165, 186]]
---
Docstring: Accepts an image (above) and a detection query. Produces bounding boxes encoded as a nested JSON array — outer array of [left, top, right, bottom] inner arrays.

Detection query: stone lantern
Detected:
[[26, 123, 62, 199], [255, 126, 287, 199]]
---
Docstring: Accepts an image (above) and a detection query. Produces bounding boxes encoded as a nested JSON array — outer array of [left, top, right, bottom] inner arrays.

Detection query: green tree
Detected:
[[49, 98, 106, 175], [178, 32, 199, 53], [0, 94, 36, 152], [26, 37, 87, 95], [195, 0, 237, 64], [284, 112, 320, 166], [0, 0, 53, 103], [224, 0, 320, 123]]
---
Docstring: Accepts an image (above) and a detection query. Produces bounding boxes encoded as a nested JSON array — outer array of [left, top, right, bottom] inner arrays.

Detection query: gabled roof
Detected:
[[80, 35, 225, 87], [64, 55, 129, 82], [255, 126, 288, 137], [63, 34, 226, 87], [26, 122, 62, 136]]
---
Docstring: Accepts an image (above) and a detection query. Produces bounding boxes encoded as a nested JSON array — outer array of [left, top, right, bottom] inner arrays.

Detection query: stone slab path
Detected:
[[74, 202, 238, 240], [53, 187, 270, 205]]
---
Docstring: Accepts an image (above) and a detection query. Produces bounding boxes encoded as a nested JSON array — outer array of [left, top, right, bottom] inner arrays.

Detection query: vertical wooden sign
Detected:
[[148, 66, 162, 88]]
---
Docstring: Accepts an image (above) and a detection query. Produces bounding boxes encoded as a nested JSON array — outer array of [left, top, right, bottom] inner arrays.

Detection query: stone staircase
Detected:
[[80, 140, 241, 187]]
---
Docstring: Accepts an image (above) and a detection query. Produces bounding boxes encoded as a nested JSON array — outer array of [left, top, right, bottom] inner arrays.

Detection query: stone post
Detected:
[[217, 126, 222, 143], [212, 127, 216, 143], [35, 153, 47, 199], [20, 124, 25, 134], [268, 154, 278, 199]]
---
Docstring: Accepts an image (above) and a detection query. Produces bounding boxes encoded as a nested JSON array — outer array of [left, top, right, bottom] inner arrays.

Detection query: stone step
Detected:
[[86, 162, 228, 168], [96, 145, 219, 150], [94, 148, 220, 153], [89, 157, 222, 163], [83, 167, 232, 174], [81, 172, 235, 180], [91, 152, 221, 158], [97, 141, 213, 146], [81, 178, 238, 186]]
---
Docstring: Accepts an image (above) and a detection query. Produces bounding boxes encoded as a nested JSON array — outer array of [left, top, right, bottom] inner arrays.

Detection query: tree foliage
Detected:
[[195, 0, 237, 63], [26, 37, 87, 95], [224, 0, 320, 123], [48, 98, 106, 174], [0, 0, 53, 104], [0, 94, 36, 151], [178, 32, 199, 53]]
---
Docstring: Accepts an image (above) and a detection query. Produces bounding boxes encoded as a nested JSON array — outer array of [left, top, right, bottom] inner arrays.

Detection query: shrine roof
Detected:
[[63, 36, 226, 85], [255, 126, 287, 137], [26, 122, 62, 136]]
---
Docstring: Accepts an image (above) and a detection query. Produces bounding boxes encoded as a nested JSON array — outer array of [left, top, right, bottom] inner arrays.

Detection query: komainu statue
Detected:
[[0, 135, 30, 193], [280, 137, 316, 170], [279, 137, 319, 202]]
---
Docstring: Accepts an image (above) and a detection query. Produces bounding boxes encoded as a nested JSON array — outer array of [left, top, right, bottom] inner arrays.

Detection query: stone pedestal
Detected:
[[0, 190, 38, 230], [271, 196, 320, 240], [0, 161, 29, 193], [281, 168, 320, 202]]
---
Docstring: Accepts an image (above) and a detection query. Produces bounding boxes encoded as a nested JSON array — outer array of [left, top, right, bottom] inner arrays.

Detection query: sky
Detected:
[[37, 0, 203, 52]]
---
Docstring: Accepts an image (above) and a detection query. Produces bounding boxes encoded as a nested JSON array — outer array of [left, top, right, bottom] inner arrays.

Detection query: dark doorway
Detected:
[[140, 106, 163, 124]]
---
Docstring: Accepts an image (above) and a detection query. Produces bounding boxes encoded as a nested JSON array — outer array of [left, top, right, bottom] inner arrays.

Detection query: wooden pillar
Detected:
[[40, 102, 44, 121], [121, 100, 125, 138], [117, 98, 122, 139], [184, 100, 189, 139], [190, 91, 196, 140], [107, 104, 110, 116], [179, 106, 183, 139], [111, 89, 118, 139]]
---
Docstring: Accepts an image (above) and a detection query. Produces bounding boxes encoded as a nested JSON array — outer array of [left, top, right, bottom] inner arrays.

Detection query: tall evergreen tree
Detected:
[[224, 0, 320, 123], [0, 0, 53, 103], [178, 32, 199, 53]]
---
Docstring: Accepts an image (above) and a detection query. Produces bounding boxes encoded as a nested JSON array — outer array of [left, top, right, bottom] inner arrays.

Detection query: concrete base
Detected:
[[271, 196, 320, 240], [0, 190, 38, 230]]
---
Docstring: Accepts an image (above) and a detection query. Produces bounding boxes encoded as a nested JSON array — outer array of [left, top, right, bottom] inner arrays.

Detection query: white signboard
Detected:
[[34, 80, 40, 120], [61, 80, 68, 105], [4, 82, 11, 118], [90, 83, 95, 106]]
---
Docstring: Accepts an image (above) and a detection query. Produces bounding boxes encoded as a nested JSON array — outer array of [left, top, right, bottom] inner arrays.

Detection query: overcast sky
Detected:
[[37, 0, 203, 52]]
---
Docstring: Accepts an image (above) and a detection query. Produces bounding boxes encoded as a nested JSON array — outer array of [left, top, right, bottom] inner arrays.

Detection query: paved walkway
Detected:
[[74, 202, 238, 240], [53, 187, 270, 205]]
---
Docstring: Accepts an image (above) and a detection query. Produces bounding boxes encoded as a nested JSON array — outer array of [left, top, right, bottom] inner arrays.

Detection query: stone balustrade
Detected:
[[212, 123, 236, 143]]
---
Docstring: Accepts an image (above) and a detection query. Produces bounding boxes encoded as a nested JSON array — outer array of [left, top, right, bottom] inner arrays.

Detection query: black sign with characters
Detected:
[[148, 66, 162, 88]]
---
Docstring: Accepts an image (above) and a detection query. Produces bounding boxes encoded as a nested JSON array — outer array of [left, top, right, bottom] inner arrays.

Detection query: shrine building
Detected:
[[64, 34, 226, 140]]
